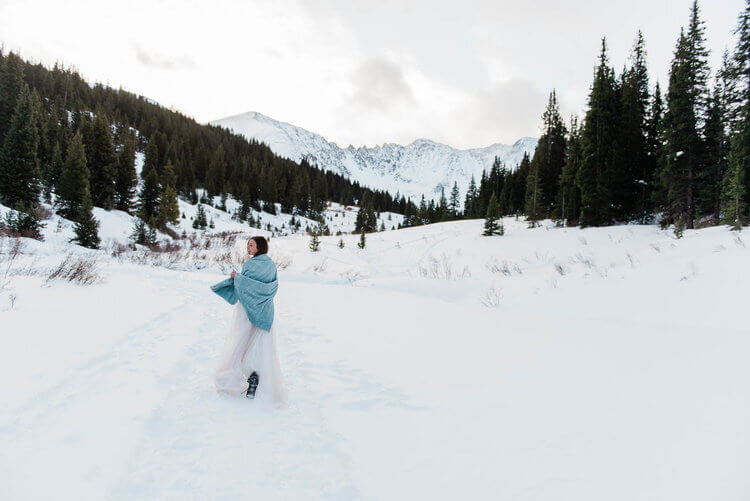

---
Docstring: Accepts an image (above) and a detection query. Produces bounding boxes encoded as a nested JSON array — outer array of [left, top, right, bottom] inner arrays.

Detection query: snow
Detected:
[[211, 111, 537, 202], [1, 209, 749, 499]]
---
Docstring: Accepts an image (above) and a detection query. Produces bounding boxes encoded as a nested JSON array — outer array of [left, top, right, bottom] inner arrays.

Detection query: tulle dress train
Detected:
[[214, 302, 287, 406]]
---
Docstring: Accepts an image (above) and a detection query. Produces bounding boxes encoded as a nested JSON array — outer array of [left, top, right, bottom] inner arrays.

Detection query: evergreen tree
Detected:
[[524, 159, 543, 227], [449, 181, 461, 218], [557, 116, 583, 226], [528, 90, 567, 219], [578, 38, 620, 226], [56, 132, 90, 220], [357, 231, 366, 249], [0, 84, 41, 208], [732, 0, 750, 219], [192, 204, 208, 229], [658, 2, 711, 229], [617, 31, 651, 220], [0, 52, 25, 144], [722, 134, 746, 229], [644, 83, 665, 222], [337, 238, 345, 249], [139, 166, 160, 222], [464, 175, 478, 218], [114, 135, 137, 212], [85, 110, 116, 209], [158, 161, 179, 227], [72, 196, 100, 249], [483, 193, 501, 236], [309, 231, 320, 252]]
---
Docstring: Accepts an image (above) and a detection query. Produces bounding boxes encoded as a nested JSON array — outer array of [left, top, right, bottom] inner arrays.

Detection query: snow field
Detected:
[[1, 208, 749, 499]]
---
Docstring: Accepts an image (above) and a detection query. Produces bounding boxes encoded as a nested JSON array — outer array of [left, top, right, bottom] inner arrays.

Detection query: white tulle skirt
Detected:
[[214, 302, 287, 407]]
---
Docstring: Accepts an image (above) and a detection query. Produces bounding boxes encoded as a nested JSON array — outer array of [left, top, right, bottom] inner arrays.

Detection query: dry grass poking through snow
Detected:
[[46, 253, 102, 286]]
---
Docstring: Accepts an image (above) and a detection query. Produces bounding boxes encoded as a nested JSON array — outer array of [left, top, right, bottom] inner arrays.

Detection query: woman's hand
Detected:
[[230, 270, 236, 279]]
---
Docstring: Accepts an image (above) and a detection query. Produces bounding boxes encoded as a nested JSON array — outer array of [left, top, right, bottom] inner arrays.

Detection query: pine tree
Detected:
[[114, 135, 137, 212], [618, 31, 651, 220], [0, 52, 25, 144], [578, 38, 620, 227], [72, 196, 100, 249], [309, 231, 320, 252], [528, 90, 567, 219], [0, 84, 42, 208], [722, 134, 746, 229], [464, 175, 478, 218], [357, 231, 366, 249], [139, 165, 160, 222], [732, 0, 750, 219], [449, 181, 461, 218], [483, 193, 501, 236], [557, 116, 583, 226], [337, 238, 345, 249], [524, 159, 543, 227], [193, 203, 208, 229], [158, 161, 179, 227], [85, 110, 117, 209], [56, 131, 90, 220]]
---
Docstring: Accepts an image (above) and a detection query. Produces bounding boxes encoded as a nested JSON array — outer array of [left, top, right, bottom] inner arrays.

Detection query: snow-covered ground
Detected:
[[1, 211, 749, 499]]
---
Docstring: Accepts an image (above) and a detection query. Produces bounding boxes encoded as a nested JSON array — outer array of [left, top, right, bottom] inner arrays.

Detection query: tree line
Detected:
[[472, 0, 748, 233], [0, 49, 412, 247]]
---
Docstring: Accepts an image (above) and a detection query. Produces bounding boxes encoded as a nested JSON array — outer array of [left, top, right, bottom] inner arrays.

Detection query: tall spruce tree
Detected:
[[114, 135, 137, 212], [659, 2, 711, 228], [483, 192, 501, 236], [528, 90, 567, 219], [57, 131, 89, 220], [72, 196, 100, 249], [0, 52, 25, 144], [0, 84, 42, 209], [732, 0, 750, 219], [557, 116, 583, 226], [722, 134, 746, 228], [85, 110, 117, 209], [618, 31, 651, 220], [578, 38, 620, 227]]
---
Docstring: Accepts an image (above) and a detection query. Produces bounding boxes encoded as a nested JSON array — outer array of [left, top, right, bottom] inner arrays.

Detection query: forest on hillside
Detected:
[[0, 48, 413, 247]]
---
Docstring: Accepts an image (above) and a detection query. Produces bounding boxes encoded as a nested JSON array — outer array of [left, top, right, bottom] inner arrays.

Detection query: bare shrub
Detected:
[[312, 257, 328, 273], [571, 252, 595, 269], [418, 254, 470, 280], [554, 263, 567, 276], [274, 254, 292, 270], [486, 258, 522, 276], [46, 253, 101, 285], [481, 286, 502, 308], [340, 270, 361, 285], [625, 252, 636, 268], [1, 236, 25, 280]]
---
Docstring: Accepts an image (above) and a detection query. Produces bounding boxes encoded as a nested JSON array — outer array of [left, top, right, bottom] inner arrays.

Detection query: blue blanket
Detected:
[[211, 253, 278, 331]]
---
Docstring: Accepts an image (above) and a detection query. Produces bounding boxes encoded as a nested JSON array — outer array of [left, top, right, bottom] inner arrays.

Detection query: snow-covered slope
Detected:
[[2, 215, 749, 499], [211, 111, 538, 201]]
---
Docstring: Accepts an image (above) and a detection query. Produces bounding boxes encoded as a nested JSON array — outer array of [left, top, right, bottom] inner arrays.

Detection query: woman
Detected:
[[211, 236, 287, 406]]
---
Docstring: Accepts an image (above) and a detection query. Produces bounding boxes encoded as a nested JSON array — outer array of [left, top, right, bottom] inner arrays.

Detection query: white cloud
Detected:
[[0, 0, 744, 149]]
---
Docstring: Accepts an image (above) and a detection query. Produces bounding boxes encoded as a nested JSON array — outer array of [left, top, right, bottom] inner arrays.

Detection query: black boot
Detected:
[[246, 372, 259, 399]]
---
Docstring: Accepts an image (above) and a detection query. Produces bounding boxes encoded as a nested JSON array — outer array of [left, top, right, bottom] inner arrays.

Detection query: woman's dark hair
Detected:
[[250, 236, 268, 255]]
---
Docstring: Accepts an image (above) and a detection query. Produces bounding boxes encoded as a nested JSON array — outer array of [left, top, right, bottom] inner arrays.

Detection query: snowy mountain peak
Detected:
[[211, 112, 538, 201]]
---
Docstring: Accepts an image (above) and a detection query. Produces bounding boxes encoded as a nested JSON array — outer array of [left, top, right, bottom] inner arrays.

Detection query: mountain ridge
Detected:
[[211, 111, 538, 200]]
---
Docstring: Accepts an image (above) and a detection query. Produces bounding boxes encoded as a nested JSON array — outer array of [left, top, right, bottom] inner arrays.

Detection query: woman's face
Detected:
[[247, 238, 258, 256]]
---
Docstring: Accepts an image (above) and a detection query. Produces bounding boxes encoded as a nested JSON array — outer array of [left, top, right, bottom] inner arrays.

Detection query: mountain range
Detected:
[[211, 111, 537, 201]]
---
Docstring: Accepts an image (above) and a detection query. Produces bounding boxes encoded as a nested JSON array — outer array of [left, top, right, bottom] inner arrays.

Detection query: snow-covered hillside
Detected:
[[2, 213, 748, 499], [211, 111, 537, 202]]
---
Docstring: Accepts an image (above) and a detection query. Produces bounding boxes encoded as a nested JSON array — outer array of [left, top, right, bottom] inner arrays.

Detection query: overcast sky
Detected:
[[0, 0, 744, 149]]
